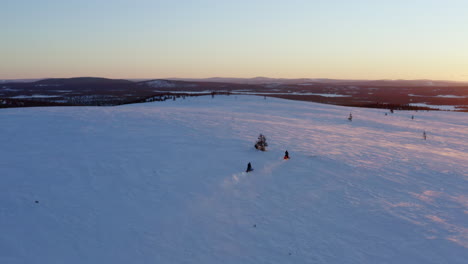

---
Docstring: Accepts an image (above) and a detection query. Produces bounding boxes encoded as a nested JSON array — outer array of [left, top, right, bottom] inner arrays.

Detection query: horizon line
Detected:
[[2, 76, 468, 83]]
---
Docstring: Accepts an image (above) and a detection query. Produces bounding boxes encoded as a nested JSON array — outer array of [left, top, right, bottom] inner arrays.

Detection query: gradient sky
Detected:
[[2, 0, 468, 80]]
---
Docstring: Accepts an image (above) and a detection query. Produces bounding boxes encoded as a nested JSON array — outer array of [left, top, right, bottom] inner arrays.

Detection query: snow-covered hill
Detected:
[[1, 95, 467, 263]]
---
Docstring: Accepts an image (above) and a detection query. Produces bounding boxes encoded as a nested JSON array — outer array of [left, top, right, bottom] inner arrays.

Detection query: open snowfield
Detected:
[[1, 95, 467, 263]]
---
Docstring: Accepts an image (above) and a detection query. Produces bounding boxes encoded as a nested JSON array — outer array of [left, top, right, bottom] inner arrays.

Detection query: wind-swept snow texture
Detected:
[[1, 95, 467, 264]]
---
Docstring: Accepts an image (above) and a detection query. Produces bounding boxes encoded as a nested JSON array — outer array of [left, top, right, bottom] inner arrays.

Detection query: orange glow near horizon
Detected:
[[2, 1, 468, 82]]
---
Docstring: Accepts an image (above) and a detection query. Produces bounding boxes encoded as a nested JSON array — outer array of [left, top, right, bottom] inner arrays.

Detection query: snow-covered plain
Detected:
[[1, 95, 467, 263]]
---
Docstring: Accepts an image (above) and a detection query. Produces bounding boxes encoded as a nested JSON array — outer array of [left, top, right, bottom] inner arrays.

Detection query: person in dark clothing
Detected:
[[246, 162, 253, 172], [284, 150, 290, 160]]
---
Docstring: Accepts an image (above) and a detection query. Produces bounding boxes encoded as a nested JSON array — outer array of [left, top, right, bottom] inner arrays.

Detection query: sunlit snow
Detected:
[[1, 95, 467, 263]]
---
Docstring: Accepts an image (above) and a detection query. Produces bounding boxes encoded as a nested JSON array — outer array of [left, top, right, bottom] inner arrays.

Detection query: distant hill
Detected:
[[4, 77, 467, 87], [35, 77, 133, 85], [169, 77, 468, 87]]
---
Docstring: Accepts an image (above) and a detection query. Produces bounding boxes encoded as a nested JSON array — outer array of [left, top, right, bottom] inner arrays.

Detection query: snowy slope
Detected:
[[0, 95, 467, 264]]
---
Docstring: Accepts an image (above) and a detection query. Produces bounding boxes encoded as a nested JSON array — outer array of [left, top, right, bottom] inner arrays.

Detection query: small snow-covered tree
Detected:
[[254, 134, 268, 151]]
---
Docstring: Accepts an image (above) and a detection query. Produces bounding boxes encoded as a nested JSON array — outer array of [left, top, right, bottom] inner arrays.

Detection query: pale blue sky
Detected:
[[1, 0, 468, 80]]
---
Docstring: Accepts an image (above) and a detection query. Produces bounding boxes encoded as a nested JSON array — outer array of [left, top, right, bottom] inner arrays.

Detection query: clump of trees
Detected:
[[254, 134, 268, 151]]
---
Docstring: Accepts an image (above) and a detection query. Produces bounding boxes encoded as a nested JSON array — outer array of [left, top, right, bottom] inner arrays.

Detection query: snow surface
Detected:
[[409, 103, 458, 111], [8, 95, 61, 99], [145, 80, 176, 88], [409, 94, 467, 99], [435, 95, 467, 99], [153, 90, 214, 94], [1, 95, 467, 264], [34, 84, 63, 87], [232, 92, 351, 97], [1, 88, 19, 92]]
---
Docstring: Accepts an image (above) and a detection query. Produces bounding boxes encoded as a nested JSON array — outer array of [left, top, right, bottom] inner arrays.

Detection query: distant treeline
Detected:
[[124, 92, 233, 105], [344, 103, 434, 111], [0, 98, 72, 108]]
